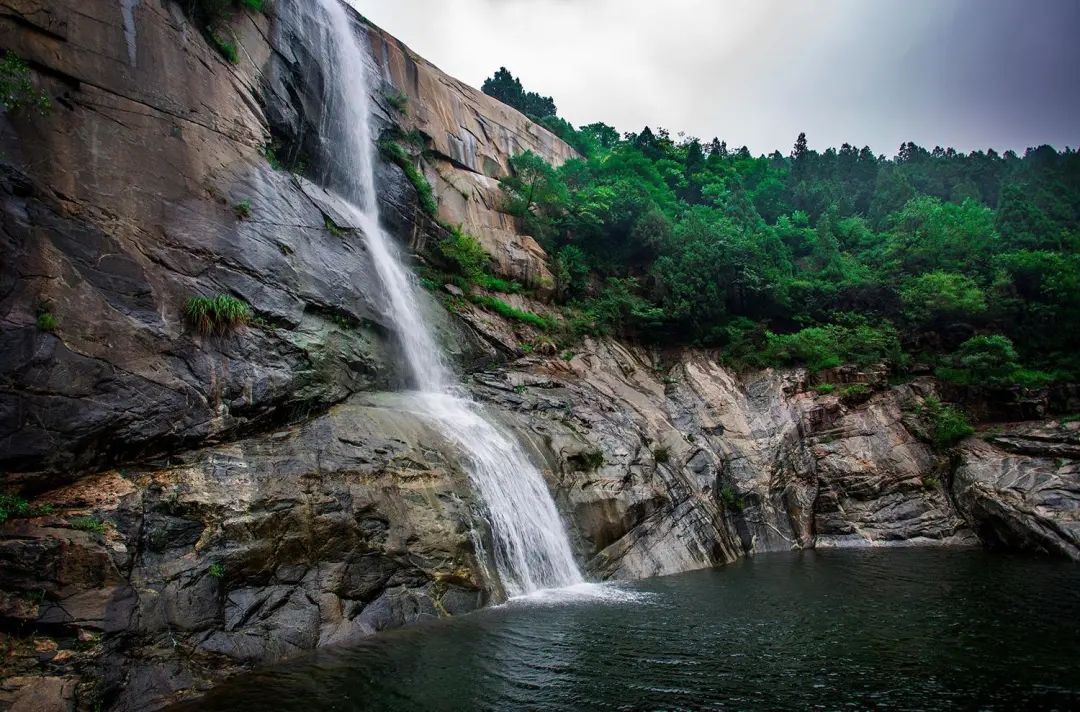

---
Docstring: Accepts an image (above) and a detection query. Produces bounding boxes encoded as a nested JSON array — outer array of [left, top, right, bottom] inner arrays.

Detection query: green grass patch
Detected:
[[35, 306, 57, 332], [211, 35, 238, 63], [838, 384, 871, 399], [0, 494, 53, 525], [70, 516, 106, 534], [185, 294, 251, 335], [469, 294, 553, 331]]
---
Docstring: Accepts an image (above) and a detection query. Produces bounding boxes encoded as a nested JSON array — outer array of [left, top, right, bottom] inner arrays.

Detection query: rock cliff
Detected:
[[1, 2, 1077, 711]]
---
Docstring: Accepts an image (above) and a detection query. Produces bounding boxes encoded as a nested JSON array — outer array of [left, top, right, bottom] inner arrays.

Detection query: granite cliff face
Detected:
[[1, 2, 1077, 711]]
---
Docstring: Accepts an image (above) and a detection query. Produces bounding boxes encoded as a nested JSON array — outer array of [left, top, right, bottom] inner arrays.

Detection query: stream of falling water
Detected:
[[293, 0, 586, 598]]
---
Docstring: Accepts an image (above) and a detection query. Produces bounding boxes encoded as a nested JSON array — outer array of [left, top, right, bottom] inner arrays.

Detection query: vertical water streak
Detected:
[[295, 0, 584, 597]]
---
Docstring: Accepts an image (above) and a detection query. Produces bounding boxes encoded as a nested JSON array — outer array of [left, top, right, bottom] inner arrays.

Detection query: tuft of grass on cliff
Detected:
[[185, 294, 252, 335]]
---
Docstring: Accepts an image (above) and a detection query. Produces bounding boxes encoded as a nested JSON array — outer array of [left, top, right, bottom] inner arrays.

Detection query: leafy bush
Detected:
[[185, 294, 251, 335], [813, 383, 836, 395], [208, 562, 225, 578], [1, 51, 50, 114], [900, 271, 987, 325], [653, 447, 670, 464], [936, 334, 1054, 388], [919, 396, 974, 447], [469, 294, 553, 331], [763, 319, 902, 372], [234, 199, 252, 219], [439, 226, 489, 282], [380, 139, 437, 216]]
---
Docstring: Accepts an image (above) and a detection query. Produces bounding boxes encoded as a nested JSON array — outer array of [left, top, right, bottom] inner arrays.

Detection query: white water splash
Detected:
[[293, 0, 584, 598]]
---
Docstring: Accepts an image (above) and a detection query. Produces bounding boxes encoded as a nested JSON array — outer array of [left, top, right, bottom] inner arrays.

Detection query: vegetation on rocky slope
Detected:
[[483, 68, 1080, 388]]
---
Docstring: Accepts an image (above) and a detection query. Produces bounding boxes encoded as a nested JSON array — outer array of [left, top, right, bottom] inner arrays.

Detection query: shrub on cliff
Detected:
[[185, 294, 251, 335], [1, 51, 50, 114], [761, 319, 901, 373], [439, 227, 489, 282], [919, 396, 974, 447]]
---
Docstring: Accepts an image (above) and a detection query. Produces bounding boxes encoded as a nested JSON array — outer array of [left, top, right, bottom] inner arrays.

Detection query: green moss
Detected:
[[324, 215, 346, 237], [185, 294, 252, 335]]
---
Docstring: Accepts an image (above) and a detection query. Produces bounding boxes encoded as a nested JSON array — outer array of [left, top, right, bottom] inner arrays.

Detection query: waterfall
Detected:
[[294, 0, 584, 598]]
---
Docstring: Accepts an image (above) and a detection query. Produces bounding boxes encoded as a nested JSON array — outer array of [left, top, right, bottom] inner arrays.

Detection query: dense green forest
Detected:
[[476, 68, 1080, 387]]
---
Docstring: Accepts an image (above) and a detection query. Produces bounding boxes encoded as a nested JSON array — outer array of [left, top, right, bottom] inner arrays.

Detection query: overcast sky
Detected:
[[350, 0, 1079, 157]]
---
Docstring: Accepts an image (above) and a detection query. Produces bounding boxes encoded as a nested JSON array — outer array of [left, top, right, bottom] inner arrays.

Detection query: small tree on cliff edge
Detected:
[[482, 67, 557, 119]]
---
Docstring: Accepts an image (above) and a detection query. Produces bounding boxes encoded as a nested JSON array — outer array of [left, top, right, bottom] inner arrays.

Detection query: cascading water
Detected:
[[293, 0, 584, 598]]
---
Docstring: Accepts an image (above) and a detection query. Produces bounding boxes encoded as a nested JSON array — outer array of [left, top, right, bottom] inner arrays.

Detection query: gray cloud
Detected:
[[350, 0, 1080, 155]]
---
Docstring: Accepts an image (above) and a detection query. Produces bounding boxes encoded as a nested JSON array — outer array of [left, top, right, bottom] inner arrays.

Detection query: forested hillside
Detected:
[[482, 68, 1080, 388]]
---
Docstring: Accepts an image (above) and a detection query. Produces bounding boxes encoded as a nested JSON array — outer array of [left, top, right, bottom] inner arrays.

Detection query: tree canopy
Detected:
[[481, 69, 1080, 386]]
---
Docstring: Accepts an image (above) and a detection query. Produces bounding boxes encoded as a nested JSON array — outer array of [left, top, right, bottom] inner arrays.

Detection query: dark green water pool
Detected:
[[184, 549, 1080, 711]]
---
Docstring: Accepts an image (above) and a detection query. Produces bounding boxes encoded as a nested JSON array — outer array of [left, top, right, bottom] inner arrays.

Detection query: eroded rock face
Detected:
[[469, 341, 975, 581], [2, 395, 487, 710], [954, 422, 1080, 559]]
